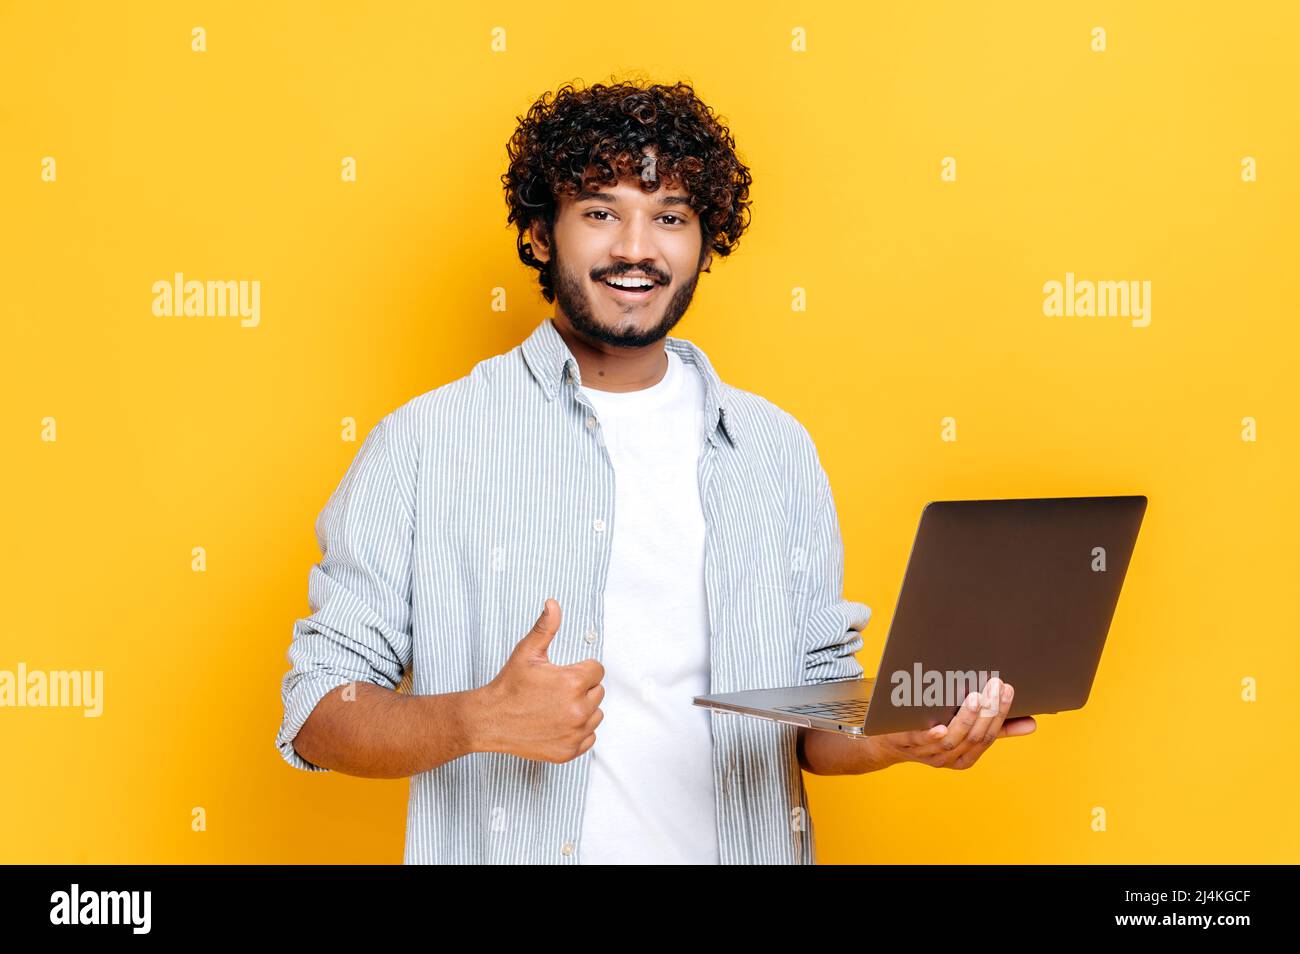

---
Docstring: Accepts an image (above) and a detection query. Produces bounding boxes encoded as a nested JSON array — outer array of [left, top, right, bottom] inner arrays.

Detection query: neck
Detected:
[[551, 316, 669, 392]]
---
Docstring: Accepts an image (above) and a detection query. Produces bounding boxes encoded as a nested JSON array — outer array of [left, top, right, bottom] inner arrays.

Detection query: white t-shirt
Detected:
[[575, 346, 720, 864]]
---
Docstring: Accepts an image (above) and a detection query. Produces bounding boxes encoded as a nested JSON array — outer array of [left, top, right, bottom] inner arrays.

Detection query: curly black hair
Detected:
[[501, 76, 754, 304]]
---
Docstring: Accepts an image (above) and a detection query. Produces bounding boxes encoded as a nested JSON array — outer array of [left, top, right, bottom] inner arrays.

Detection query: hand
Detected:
[[472, 599, 605, 764], [871, 677, 1036, 770]]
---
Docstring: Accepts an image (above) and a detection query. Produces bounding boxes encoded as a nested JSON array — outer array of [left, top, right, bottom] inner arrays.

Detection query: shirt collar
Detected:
[[521, 316, 739, 448]]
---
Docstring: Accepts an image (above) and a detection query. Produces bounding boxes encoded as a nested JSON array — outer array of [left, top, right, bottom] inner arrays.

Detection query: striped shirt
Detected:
[[275, 316, 871, 864]]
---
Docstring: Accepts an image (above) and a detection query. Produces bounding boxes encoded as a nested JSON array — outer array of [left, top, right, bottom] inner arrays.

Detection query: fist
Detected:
[[475, 599, 605, 764]]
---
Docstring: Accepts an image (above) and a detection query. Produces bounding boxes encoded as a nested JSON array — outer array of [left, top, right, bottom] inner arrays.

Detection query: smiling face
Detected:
[[531, 169, 713, 349]]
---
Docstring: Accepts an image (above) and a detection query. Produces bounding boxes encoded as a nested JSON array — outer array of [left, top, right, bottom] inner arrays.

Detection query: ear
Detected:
[[531, 220, 551, 263]]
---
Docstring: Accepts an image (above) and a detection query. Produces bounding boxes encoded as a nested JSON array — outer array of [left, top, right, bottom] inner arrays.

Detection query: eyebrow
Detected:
[[575, 189, 693, 208]]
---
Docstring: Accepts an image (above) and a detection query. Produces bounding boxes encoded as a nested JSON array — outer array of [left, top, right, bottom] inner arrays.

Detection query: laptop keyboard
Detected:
[[774, 700, 869, 722]]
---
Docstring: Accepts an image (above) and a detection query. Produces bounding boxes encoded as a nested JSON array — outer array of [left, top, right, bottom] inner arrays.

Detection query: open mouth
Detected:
[[598, 277, 663, 301]]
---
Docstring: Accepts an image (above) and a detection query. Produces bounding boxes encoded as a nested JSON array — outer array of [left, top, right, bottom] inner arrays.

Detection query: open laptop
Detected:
[[692, 495, 1147, 736]]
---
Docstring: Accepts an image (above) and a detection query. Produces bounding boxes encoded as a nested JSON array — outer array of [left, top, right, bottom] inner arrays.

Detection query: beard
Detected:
[[550, 243, 704, 349]]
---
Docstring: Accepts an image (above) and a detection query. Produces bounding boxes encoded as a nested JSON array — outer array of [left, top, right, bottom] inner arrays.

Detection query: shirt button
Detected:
[[583, 629, 598, 644], [561, 841, 574, 856], [585, 415, 597, 429], [593, 518, 606, 533]]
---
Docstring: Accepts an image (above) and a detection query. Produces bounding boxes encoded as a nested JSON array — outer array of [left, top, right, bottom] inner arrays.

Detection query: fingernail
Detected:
[[966, 693, 980, 710], [1002, 685, 1013, 701]]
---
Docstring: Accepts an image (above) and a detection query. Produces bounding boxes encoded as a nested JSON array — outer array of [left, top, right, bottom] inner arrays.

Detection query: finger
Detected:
[[961, 677, 1004, 747], [971, 679, 1014, 746], [938, 690, 983, 752], [899, 729, 957, 759], [939, 696, 1029, 768], [565, 657, 604, 689], [984, 682, 1016, 741], [893, 724, 949, 750], [998, 716, 1036, 737], [950, 685, 1012, 769], [951, 749, 973, 769], [889, 724, 950, 759]]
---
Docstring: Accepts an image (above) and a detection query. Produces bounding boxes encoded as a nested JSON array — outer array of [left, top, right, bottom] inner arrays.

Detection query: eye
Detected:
[[582, 210, 688, 226]]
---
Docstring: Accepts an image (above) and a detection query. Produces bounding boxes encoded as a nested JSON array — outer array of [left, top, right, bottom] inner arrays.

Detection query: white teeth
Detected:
[[604, 276, 655, 288]]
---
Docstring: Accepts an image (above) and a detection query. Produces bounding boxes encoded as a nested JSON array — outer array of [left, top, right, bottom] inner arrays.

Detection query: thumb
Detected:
[[517, 597, 562, 661], [1001, 716, 1037, 737]]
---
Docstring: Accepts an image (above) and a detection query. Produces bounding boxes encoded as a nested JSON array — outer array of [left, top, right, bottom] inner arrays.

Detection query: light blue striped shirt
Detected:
[[276, 316, 871, 863]]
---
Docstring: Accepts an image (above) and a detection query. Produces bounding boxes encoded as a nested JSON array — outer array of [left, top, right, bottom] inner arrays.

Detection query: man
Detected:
[[276, 79, 1035, 864]]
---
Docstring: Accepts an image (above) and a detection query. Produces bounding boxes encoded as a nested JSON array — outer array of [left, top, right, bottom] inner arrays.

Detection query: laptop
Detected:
[[692, 495, 1147, 736]]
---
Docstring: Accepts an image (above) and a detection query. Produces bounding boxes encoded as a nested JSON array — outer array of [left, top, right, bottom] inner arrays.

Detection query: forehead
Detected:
[[570, 177, 691, 204]]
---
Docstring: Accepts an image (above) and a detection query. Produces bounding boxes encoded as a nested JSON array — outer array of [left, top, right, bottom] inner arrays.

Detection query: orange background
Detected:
[[1, 1, 1296, 862]]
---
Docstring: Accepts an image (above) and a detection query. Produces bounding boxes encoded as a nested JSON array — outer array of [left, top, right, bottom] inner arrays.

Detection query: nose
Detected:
[[608, 211, 655, 268]]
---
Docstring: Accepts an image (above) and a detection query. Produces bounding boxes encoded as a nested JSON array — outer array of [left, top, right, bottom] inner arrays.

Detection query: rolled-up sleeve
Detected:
[[797, 437, 871, 685], [276, 414, 415, 772]]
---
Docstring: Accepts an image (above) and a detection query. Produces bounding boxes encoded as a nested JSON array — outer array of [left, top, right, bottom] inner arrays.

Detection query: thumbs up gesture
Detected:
[[473, 599, 606, 763]]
